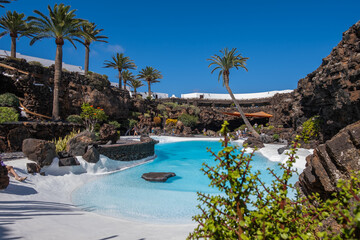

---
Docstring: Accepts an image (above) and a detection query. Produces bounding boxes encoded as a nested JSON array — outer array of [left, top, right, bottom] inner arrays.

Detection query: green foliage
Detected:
[[0, 107, 18, 123], [108, 120, 121, 129], [178, 113, 198, 128], [66, 114, 83, 124], [188, 105, 200, 115], [128, 119, 137, 128], [143, 113, 151, 118], [189, 125, 327, 239], [80, 103, 108, 132], [273, 133, 279, 141], [156, 104, 167, 112], [164, 102, 178, 109], [52, 129, 80, 153], [28, 61, 43, 67], [130, 111, 141, 118], [301, 116, 321, 143], [0, 93, 19, 107]]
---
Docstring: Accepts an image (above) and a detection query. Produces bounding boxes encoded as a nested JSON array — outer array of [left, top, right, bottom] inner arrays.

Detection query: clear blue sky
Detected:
[[1, 0, 359, 97]]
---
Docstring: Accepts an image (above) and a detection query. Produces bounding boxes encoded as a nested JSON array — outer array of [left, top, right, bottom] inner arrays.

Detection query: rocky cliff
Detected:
[[294, 21, 360, 141]]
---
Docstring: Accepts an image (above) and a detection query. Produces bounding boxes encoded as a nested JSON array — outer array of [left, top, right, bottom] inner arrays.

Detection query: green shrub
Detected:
[[28, 61, 43, 67], [178, 113, 198, 128], [273, 133, 279, 141], [0, 93, 19, 107], [109, 120, 121, 129], [128, 119, 138, 128], [130, 111, 141, 118], [80, 103, 108, 132], [52, 130, 80, 153], [301, 116, 321, 143], [66, 115, 83, 124], [164, 102, 178, 109], [188, 105, 200, 115], [156, 104, 167, 112], [0, 107, 19, 123]]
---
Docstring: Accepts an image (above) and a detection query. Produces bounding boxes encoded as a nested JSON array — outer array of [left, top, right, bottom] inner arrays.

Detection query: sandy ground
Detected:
[[0, 137, 313, 240]]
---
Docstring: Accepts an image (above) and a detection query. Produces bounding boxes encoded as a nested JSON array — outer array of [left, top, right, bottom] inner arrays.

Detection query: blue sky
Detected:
[[1, 0, 359, 97]]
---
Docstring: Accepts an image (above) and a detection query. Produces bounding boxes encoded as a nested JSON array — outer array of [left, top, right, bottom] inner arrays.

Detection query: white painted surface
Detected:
[[181, 90, 293, 100]]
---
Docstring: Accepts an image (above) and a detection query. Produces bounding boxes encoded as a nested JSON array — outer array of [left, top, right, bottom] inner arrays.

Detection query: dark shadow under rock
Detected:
[[141, 172, 176, 182]]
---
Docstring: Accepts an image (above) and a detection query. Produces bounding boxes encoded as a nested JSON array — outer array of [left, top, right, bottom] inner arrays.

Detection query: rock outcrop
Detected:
[[0, 162, 9, 189], [66, 131, 96, 156], [22, 139, 57, 167], [141, 172, 176, 182], [298, 121, 360, 200]]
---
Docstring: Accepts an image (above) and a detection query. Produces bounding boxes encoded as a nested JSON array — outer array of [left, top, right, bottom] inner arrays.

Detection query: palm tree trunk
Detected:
[[11, 36, 16, 58], [53, 43, 63, 120], [84, 44, 90, 74], [118, 69, 122, 89], [224, 79, 260, 139], [123, 79, 127, 91], [147, 80, 151, 98], [134, 88, 137, 95]]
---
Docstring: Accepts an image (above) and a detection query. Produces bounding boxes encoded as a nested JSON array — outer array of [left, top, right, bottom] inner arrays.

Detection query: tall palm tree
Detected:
[[104, 53, 136, 90], [121, 69, 135, 90], [81, 22, 108, 74], [208, 48, 260, 139], [0, 11, 32, 58], [28, 4, 87, 120], [128, 78, 144, 96], [138, 66, 162, 98]]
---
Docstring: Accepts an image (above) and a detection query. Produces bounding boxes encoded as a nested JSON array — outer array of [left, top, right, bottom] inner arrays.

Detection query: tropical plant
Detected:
[[301, 115, 321, 143], [0, 106, 18, 123], [28, 4, 87, 120], [0, 11, 33, 58], [104, 53, 136, 90], [108, 120, 121, 129], [66, 114, 83, 124], [208, 48, 259, 138], [80, 103, 108, 132], [121, 69, 135, 90], [0, 0, 14, 8], [137, 66, 162, 98], [128, 78, 144, 96], [52, 129, 80, 152], [81, 22, 108, 74]]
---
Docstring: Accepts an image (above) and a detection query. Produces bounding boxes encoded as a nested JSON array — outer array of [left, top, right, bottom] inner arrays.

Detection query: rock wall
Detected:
[[298, 120, 360, 200], [0, 58, 131, 121], [0, 122, 82, 152]]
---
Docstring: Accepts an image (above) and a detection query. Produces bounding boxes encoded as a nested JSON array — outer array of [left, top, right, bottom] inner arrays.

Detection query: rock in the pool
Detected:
[[141, 172, 176, 182]]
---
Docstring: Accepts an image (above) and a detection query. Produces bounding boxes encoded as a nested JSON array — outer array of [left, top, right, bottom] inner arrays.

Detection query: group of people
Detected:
[[0, 156, 27, 182]]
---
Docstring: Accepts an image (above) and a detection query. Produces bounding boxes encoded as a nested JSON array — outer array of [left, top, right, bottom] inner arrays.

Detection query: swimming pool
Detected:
[[72, 140, 297, 224]]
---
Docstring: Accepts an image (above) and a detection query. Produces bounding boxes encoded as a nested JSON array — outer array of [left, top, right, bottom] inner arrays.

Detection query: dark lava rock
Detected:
[[0, 164, 9, 190], [141, 172, 176, 182], [99, 124, 119, 144], [66, 131, 96, 156], [243, 137, 265, 149], [277, 145, 290, 155], [7, 126, 31, 151], [22, 138, 56, 167], [140, 136, 159, 144], [298, 120, 360, 200], [260, 134, 274, 143], [58, 156, 80, 167], [27, 162, 41, 174], [82, 146, 100, 163]]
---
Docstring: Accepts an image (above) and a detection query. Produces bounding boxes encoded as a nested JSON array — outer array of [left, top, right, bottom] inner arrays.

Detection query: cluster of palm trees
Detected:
[[0, 3, 162, 120], [103, 53, 163, 98]]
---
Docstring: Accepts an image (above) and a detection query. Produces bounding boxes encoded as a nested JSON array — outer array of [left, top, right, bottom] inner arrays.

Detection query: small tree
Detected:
[[80, 103, 108, 132]]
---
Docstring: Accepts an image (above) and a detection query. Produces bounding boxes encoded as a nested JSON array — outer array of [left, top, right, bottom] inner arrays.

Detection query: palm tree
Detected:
[[81, 22, 108, 74], [104, 53, 136, 90], [28, 4, 87, 120], [0, 11, 32, 58], [0, 0, 14, 8], [128, 78, 144, 96], [138, 66, 162, 98], [208, 48, 260, 139], [121, 69, 135, 90]]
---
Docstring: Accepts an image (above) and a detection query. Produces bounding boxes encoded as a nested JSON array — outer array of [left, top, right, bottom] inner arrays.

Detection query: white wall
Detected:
[[181, 90, 293, 100]]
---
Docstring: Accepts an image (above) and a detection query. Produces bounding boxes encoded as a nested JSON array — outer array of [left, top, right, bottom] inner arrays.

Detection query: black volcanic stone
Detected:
[[141, 172, 176, 182]]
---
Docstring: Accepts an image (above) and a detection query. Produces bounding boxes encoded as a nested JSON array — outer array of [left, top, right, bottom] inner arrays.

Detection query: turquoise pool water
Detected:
[[72, 140, 296, 224]]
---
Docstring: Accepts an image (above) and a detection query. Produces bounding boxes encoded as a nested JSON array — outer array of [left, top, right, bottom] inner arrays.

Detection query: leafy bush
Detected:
[[80, 103, 108, 132], [165, 118, 177, 126], [109, 120, 121, 129], [188, 105, 200, 115], [130, 111, 141, 118], [164, 102, 178, 109], [128, 119, 138, 128], [178, 113, 198, 128], [0, 107, 19, 123], [301, 116, 321, 142], [66, 115, 83, 124], [143, 113, 151, 118], [156, 104, 167, 112], [153, 116, 161, 126], [52, 130, 80, 153], [0, 93, 19, 107], [28, 61, 43, 67], [273, 133, 279, 141], [86, 71, 111, 90]]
